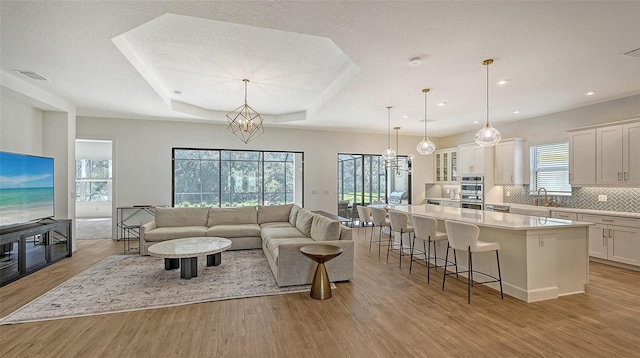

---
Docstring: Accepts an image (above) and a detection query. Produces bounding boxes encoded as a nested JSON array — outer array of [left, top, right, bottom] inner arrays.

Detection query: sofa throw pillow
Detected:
[[257, 204, 294, 224], [207, 206, 257, 226], [289, 205, 301, 226], [310, 215, 341, 241], [155, 207, 209, 227], [295, 209, 314, 237]]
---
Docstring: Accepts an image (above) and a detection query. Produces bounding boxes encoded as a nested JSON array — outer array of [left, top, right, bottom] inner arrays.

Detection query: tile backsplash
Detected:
[[503, 185, 640, 213]]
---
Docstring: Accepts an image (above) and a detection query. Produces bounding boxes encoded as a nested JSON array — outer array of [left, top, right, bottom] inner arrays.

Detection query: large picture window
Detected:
[[75, 159, 112, 202], [172, 149, 303, 207]]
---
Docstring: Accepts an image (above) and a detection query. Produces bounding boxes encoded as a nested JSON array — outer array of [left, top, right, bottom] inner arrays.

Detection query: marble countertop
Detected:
[[386, 204, 592, 231], [487, 203, 640, 219]]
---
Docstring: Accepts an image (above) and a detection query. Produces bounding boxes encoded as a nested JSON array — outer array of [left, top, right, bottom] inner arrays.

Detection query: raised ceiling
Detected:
[[1, 1, 639, 137]]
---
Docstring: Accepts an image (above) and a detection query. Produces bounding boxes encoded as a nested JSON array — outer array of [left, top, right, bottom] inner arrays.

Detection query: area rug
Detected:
[[1, 250, 321, 325]]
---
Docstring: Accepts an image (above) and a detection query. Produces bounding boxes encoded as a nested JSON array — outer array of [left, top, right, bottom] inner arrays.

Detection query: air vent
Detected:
[[14, 70, 49, 81], [621, 47, 640, 58]]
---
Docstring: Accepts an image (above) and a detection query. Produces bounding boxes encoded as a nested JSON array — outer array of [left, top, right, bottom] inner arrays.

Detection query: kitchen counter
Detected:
[[487, 203, 640, 219], [426, 197, 460, 202], [387, 204, 591, 230], [385, 204, 589, 303]]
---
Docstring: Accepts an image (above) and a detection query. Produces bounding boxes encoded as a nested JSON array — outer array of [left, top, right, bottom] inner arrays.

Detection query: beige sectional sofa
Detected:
[[140, 204, 354, 287]]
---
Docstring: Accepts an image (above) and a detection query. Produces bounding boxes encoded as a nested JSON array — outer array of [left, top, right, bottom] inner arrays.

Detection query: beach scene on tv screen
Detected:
[[0, 152, 55, 227]]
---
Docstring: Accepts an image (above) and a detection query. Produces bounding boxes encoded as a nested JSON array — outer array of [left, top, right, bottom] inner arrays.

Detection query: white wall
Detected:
[[76, 117, 429, 213], [1, 71, 77, 250], [0, 96, 44, 153], [439, 94, 640, 148]]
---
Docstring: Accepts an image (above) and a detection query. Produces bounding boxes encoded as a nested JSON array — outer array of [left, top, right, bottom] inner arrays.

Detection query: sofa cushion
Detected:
[[295, 209, 314, 237], [310, 215, 341, 241], [261, 227, 306, 241], [144, 226, 208, 242], [289, 205, 300, 226], [207, 206, 257, 226], [266, 237, 314, 260], [257, 204, 294, 224], [205, 224, 261, 238], [155, 207, 209, 227], [259, 222, 293, 229]]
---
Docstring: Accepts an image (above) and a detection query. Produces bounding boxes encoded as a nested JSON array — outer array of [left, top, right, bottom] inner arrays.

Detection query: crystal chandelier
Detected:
[[416, 88, 436, 155], [474, 59, 501, 146], [226, 79, 265, 144]]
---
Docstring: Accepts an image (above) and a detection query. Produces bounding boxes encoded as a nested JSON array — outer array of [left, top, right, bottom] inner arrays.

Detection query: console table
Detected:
[[0, 219, 72, 286]]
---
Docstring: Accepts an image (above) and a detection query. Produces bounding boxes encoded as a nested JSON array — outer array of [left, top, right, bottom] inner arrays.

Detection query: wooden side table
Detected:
[[299, 244, 343, 300]]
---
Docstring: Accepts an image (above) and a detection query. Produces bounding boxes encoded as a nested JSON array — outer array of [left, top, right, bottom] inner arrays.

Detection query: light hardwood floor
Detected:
[[1, 228, 639, 357]]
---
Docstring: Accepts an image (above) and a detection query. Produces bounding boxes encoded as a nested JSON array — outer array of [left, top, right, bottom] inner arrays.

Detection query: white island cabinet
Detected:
[[387, 204, 591, 303]]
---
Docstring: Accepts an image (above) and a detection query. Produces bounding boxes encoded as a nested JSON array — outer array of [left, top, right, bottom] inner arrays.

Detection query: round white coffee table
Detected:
[[148, 237, 232, 279]]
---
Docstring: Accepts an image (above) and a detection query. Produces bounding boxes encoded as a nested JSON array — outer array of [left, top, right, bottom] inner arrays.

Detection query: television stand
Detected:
[[0, 219, 72, 287]]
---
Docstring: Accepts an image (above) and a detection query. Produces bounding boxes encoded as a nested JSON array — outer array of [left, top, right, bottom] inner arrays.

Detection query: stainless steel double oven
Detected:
[[460, 176, 484, 210]]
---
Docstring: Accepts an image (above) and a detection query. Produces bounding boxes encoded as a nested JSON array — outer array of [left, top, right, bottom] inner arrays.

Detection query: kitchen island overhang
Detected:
[[385, 204, 592, 303]]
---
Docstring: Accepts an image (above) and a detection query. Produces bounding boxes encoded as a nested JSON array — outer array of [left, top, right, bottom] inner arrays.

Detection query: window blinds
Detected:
[[529, 142, 571, 194]]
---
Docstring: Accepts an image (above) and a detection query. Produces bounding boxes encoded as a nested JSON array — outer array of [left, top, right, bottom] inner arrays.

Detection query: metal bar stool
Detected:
[[410, 214, 455, 283], [442, 220, 503, 304], [387, 210, 414, 270], [369, 207, 391, 258]]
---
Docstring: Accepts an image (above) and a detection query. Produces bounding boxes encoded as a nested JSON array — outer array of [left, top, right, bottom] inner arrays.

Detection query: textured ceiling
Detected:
[[1, 1, 639, 136]]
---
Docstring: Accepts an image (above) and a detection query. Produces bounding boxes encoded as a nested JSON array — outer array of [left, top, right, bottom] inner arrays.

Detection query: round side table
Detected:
[[299, 244, 343, 300]]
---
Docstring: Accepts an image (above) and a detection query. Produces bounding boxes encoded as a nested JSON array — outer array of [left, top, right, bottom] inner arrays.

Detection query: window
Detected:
[[172, 149, 303, 207], [75, 159, 112, 202], [338, 154, 387, 205], [529, 142, 571, 195]]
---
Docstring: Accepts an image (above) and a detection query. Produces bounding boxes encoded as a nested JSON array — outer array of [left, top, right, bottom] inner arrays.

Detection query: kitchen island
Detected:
[[385, 204, 592, 302]]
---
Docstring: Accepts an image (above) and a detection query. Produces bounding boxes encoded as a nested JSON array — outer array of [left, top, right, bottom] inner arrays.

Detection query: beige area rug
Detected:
[[1, 250, 322, 325]]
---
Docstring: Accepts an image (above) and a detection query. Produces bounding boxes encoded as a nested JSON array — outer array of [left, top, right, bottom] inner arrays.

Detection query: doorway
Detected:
[[75, 139, 113, 239]]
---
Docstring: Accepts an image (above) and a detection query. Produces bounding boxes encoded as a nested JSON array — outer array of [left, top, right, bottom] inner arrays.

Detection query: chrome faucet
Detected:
[[535, 187, 549, 207]]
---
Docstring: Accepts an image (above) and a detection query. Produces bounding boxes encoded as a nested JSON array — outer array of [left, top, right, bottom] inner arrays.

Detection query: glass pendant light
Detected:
[[416, 88, 436, 155], [474, 59, 502, 147], [382, 106, 397, 160]]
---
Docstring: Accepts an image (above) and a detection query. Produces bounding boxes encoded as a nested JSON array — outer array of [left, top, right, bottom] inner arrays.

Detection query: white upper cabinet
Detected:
[[596, 121, 640, 185], [458, 144, 485, 175], [568, 129, 596, 185], [623, 122, 640, 185], [494, 138, 525, 185], [568, 118, 639, 187], [434, 148, 458, 183]]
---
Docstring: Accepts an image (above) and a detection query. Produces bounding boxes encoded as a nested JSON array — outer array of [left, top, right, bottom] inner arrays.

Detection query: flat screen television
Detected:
[[0, 151, 55, 228]]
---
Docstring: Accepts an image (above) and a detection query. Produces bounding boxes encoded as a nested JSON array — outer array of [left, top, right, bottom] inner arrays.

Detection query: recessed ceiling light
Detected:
[[513, 110, 520, 114], [408, 57, 422, 66], [437, 102, 447, 106], [585, 91, 596, 96], [497, 80, 508, 85], [473, 120, 479, 124], [173, 90, 182, 96], [402, 114, 409, 118]]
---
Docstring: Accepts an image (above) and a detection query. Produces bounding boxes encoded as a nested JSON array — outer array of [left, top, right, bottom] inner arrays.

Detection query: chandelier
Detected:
[[382, 106, 411, 176], [226, 79, 265, 144], [416, 88, 436, 155], [474, 59, 501, 146]]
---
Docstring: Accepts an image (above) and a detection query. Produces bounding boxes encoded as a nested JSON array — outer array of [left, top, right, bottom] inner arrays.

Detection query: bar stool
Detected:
[[369, 207, 390, 258], [387, 210, 414, 270], [356, 206, 374, 238], [442, 220, 504, 304], [410, 215, 453, 283]]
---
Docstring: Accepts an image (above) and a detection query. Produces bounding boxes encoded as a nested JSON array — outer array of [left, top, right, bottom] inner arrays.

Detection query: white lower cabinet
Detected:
[[581, 214, 640, 266]]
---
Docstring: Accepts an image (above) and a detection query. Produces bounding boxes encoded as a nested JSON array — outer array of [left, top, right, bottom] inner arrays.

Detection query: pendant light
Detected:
[[474, 59, 502, 147], [226, 79, 265, 144], [381, 106, 396, 160], [416, 88, 436, 155]]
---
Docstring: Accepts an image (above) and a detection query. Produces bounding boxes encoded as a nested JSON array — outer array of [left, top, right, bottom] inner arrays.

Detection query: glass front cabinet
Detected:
[[435, 148, 458, 183]]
